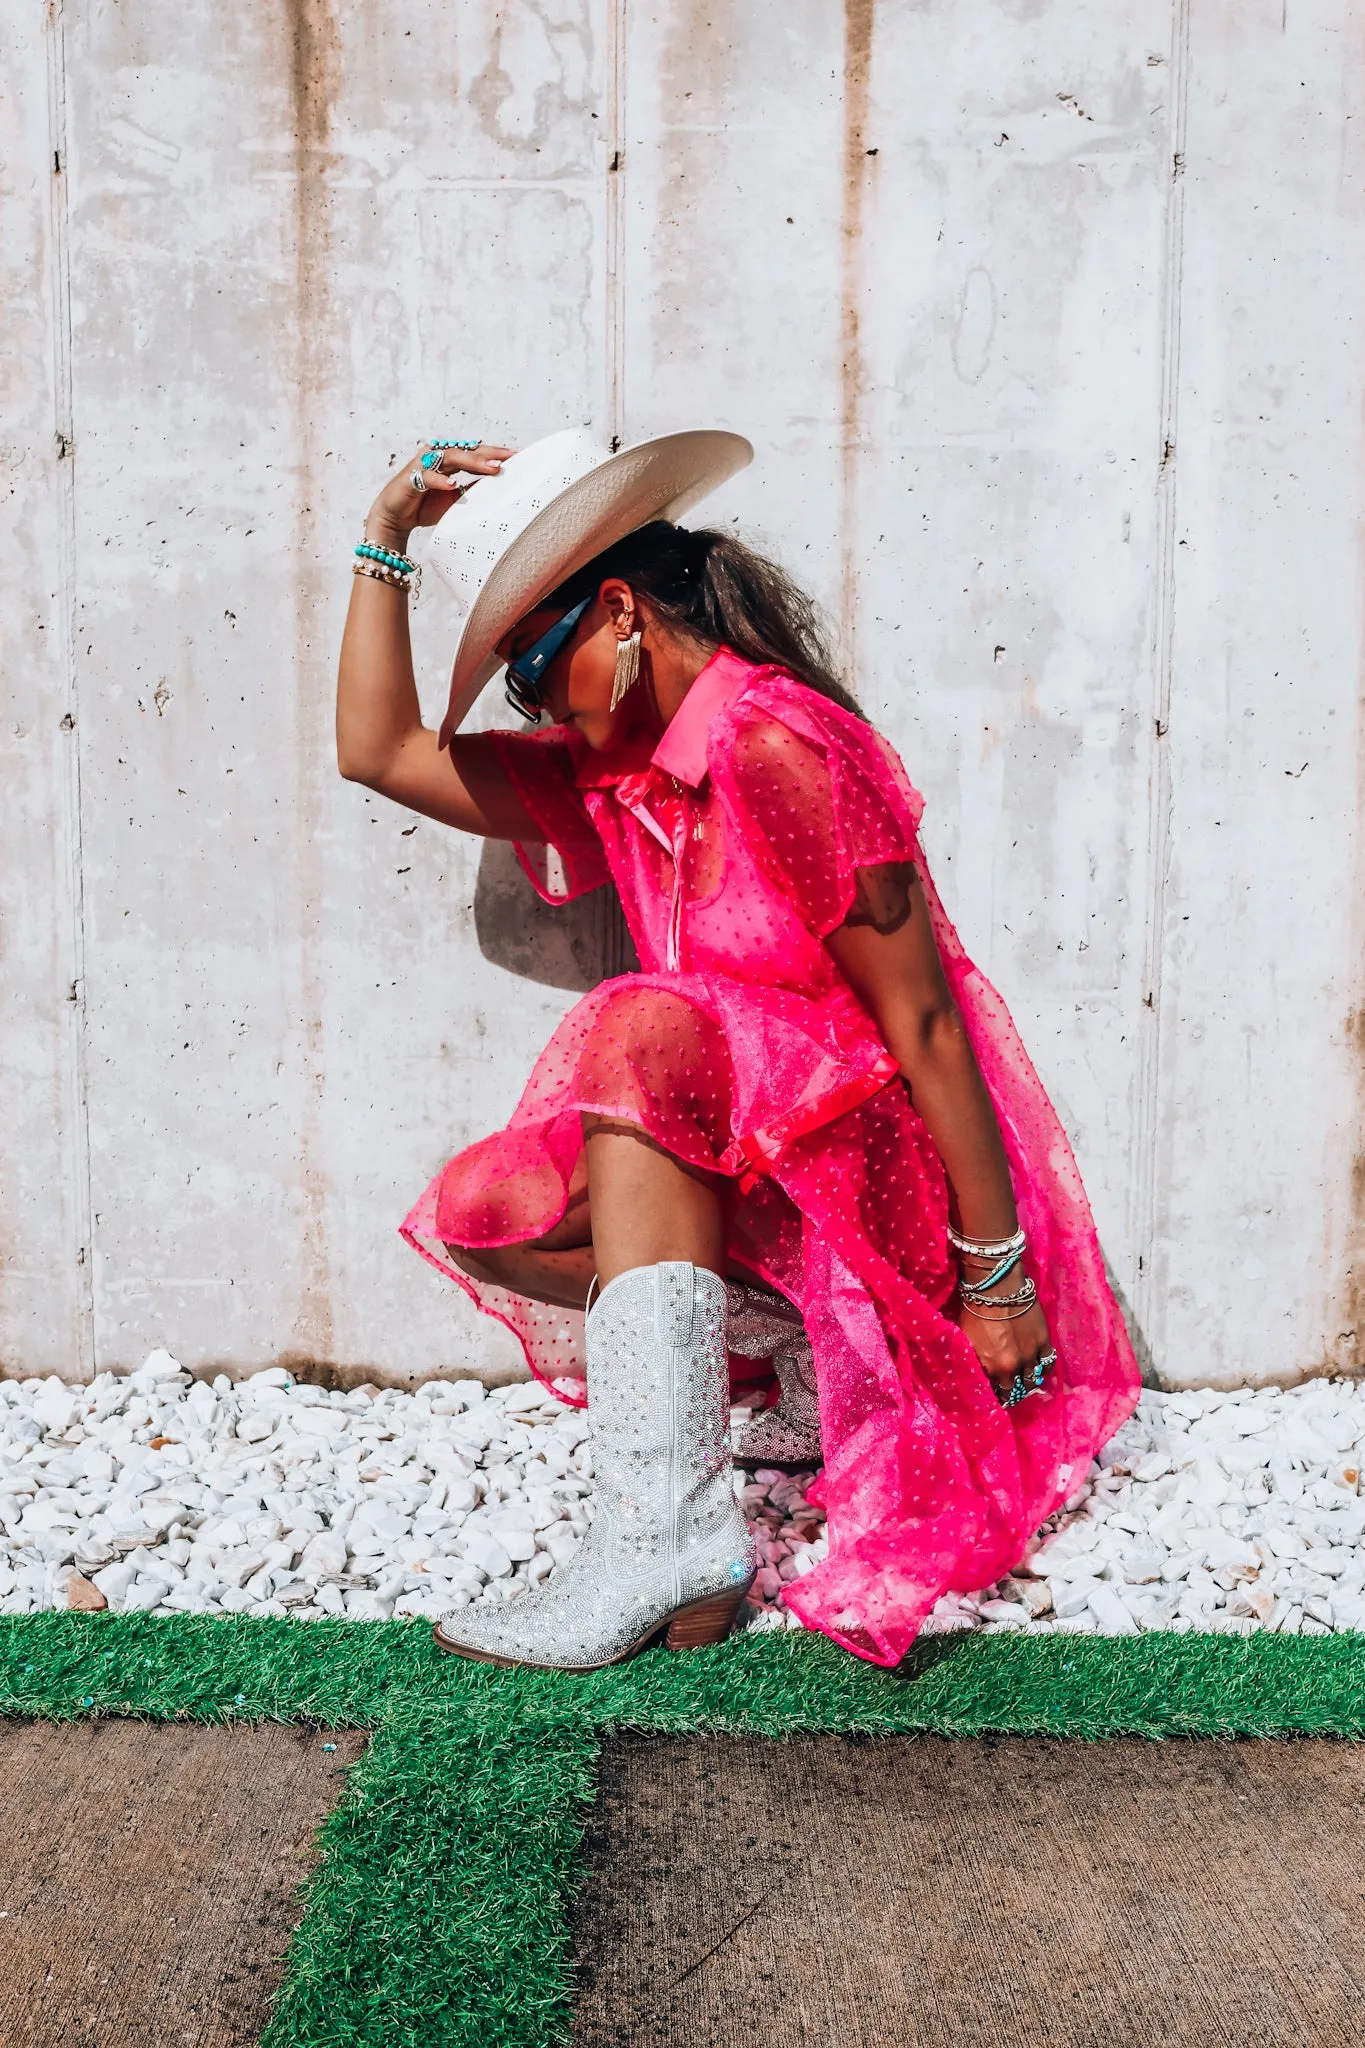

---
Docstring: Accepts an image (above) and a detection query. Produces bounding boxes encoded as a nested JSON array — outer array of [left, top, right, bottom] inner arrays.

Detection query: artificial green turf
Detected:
[[3, 1614, 1365, 1738], [263, 1701, 597, 2048], [2, 1616, 1363, 2047]]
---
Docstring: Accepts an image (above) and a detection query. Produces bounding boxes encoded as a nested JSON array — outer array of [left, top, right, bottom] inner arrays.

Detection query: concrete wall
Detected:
[[1, 0, 1361, 1390]]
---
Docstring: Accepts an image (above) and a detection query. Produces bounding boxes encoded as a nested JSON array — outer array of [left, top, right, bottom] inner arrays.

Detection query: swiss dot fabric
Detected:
[[402, 647, 1139, 1665]]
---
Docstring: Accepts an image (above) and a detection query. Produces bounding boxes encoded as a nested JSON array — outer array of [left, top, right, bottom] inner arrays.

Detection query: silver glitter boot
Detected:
[[432, 1261, 755, 1670], [728, 1280, 823, 1473]]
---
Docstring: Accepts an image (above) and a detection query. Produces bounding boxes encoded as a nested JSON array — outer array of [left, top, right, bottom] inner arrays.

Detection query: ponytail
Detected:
[[548, 521, 863, 720]]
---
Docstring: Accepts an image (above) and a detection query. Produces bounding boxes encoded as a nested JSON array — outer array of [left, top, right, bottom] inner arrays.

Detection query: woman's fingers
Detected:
[[463, 442, 516, 471], [419, 442, 516, 480], [972, 1307, 1052, 1386], [419, 466, 469, 492]]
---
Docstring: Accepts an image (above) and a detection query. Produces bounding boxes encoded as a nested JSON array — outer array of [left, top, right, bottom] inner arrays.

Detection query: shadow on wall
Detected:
[[473, 839, 638, 992]]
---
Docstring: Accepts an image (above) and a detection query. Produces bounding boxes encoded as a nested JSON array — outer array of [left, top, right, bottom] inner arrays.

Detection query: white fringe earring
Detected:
[[609, 629, 642, 713]]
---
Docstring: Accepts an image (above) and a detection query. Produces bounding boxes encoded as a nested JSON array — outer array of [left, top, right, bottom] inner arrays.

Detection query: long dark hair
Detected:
[[548, 521, 863, 720]]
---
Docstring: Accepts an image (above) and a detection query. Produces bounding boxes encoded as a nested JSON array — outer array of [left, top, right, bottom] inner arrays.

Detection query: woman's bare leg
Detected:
[[584, 1117, 725, 1292], [447, 1241, 595, 1311], [446, 1153, 594, 1309], [446, 1116, 724, 1308]]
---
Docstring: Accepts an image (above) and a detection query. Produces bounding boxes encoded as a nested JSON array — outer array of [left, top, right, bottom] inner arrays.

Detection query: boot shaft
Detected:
[[587, 1261, 736, 1564], [430, 1257, 755, 1669]]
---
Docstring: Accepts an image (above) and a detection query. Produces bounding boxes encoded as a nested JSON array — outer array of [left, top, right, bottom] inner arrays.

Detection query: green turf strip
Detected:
[[2, 1617, 1363, 2047], [3, 1615, 1365, 1737]]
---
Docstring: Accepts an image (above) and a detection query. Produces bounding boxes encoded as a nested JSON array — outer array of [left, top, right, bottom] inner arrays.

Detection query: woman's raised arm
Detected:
[[335, 442, 540, 840]]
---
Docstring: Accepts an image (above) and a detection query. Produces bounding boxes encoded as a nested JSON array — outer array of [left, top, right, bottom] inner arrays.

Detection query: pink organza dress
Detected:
[[402, 648, 1139, 1665]]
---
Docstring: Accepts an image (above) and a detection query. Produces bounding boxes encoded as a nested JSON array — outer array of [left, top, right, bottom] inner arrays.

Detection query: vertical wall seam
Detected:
[[1131, 0, 1193, 1358], [45, 0, 94, 1380], [600, 0, 629, 976], [285, 0, 340, 1370], [838, 0, 876, 682], [604, 0, 627, 449]]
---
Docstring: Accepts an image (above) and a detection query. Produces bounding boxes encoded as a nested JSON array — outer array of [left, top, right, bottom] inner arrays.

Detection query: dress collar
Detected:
[[573, 645, 757, 792]]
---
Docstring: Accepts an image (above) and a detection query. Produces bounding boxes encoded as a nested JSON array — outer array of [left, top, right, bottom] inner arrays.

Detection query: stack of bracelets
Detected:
[[353, 539, 420, 599], [948, 1223, 1057, 1409]]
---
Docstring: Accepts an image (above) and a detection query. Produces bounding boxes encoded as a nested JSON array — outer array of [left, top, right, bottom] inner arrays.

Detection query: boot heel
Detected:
[[664, 1585, 750, 1651]]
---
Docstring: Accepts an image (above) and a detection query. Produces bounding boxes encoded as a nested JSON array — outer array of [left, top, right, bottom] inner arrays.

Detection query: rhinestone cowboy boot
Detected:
[[432, 1261, 756, 1670], [728, 1279, 823, 1473]]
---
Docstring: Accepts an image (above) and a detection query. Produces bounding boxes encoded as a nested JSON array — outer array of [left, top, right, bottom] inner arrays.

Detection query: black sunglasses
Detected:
[[503, 597, 592, 721]]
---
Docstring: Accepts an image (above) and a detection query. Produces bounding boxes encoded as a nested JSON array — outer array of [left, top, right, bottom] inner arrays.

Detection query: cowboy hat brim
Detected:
[[435, 429, 753, 747]]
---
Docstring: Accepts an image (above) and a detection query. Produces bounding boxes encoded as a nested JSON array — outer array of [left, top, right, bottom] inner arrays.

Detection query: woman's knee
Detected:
[[445, 1202, 591, 1281], [445, 1242, 508, 1286], [583, 986, 727, 1106]]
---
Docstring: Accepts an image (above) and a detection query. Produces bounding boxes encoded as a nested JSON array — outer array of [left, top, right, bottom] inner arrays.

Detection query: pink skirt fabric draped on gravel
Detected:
[[402, 649, 1139, 1665]]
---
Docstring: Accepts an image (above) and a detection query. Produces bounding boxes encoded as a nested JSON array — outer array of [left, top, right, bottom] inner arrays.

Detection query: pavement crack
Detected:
[[673, 1881, 779, 1986]]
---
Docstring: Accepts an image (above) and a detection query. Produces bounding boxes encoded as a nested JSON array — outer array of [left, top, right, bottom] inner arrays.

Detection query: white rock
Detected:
[[484, 1512, 537, 1562], [1087, 1584, 1139, 1635], [977, 1599, 1029, 1627], [459, 1530, 513, 1579], [136, 1350, 188, 1384], [422, 1557, 486, 1596], [92, 1560, 135, 1608], [1012, 1577, 1053, 1618], [1131, 1452, 1172, 1483], [1030, 1523, 1099, 1571], [122, 1579, 166, 1613], [540, 1526, 581, 1570], [344, 1591, 393, 1621], [3, 1365, 1361, 1635], [353, 1507, 409, 1545], [1200, 1533, 1260, 1573]]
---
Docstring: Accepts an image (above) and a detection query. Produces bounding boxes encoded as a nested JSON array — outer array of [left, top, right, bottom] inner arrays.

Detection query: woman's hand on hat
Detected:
[[366, 441, 516, 547]]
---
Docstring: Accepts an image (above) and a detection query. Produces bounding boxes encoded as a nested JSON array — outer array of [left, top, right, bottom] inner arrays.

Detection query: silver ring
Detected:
[[409, 467, 427, 493]]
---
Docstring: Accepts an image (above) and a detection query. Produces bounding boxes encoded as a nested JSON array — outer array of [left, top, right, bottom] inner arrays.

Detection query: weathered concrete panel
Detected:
[[0, 6, 90, 1377], [60, 0, 608, 1379], [3, 0, 1362, 1387], [625, 1, 1171, 1334], [837, 1, 1172, 1344], [1149, 0, 1365, 1386]]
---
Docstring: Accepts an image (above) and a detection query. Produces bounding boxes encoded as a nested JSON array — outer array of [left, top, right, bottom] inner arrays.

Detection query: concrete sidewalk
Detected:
[[0, 1721, 365, 2047], [573, 1732, 1365, 2046]]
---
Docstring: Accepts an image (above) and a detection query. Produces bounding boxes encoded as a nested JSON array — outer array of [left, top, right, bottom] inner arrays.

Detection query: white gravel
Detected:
[[1, 1356, 1361, 1637]]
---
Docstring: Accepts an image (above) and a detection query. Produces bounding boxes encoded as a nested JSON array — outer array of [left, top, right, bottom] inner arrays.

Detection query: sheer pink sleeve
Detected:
[[484, 727, 611, 904], [722, 689, 925, 936]]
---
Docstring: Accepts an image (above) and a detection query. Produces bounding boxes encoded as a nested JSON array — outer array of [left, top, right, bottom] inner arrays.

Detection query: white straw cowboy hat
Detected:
[[429, 427, 753, 746]]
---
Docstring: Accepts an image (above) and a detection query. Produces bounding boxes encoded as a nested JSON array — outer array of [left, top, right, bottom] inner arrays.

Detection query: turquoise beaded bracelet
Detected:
[[355, 540, 416, 577]]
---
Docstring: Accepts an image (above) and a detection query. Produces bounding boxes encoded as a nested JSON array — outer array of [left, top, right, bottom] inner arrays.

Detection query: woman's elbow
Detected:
[[336, 731, 393, 789], [336, 745, 375, 786], [901, 997, 970, 1066]]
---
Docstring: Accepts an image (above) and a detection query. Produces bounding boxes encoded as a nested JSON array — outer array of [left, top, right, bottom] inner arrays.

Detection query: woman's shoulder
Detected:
[[713, 665, 919, 802]]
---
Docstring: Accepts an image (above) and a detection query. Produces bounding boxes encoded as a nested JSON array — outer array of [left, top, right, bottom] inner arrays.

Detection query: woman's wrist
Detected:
[[365, 504, 413, 550]]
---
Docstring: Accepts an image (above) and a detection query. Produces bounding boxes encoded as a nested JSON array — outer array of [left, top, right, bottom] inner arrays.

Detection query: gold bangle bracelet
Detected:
[[961, 1299, 1038, 1323], [352, 559, 411, 590]]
